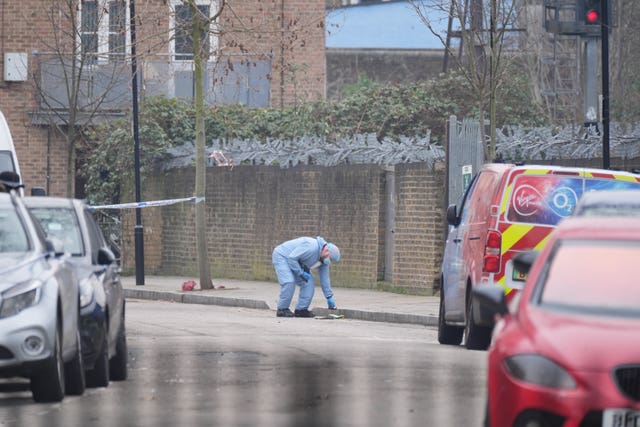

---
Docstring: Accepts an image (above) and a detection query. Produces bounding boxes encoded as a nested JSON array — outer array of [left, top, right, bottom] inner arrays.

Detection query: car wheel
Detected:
[[64, 329, 86, 395], [86, 319, 110, 388], [30, 321, 65, 403], [438, 285, 463, 345], [464, 293, 492, 350], [109, 317, 127, 381]]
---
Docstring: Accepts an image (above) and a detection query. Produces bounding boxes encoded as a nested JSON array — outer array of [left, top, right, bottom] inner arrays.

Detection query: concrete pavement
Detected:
[[122, 276, 440, 327]]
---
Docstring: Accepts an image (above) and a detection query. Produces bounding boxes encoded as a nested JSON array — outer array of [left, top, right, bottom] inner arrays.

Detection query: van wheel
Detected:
[[464, 295, 492, 350], [438, 286, 463, 345]]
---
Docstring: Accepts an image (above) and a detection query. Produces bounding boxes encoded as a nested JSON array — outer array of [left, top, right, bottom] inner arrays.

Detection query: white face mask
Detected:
[[322, 257, 331, 266]]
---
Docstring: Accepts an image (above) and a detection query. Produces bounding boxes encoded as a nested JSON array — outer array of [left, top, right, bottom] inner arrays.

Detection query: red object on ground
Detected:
[[181, 280, 196, 291]]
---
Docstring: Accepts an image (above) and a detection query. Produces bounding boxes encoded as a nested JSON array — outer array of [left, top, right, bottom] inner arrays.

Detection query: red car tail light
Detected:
[[484, 230, 502, 273]]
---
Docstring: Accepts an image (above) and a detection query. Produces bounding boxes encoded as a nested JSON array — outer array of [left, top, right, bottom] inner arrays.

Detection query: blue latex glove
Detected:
[[301, 271, 312, 282], [327, 296, 337, 309]]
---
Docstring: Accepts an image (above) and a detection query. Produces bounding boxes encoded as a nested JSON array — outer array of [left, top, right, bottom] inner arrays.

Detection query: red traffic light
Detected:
[[585, 9, 600, 24]]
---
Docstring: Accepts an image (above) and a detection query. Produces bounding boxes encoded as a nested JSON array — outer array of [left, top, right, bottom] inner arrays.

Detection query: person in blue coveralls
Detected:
[[272, 236, 341, 318]]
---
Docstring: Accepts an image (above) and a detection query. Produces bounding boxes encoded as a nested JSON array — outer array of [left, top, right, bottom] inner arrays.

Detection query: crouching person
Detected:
[[272, 236, 341, 318]]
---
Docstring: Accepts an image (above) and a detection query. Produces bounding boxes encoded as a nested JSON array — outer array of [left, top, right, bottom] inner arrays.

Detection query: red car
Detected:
[[473, 216, 640, 427]]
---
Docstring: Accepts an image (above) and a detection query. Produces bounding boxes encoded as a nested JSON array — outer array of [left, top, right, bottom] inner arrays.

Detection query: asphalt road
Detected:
[[0, 299, 487, 427]]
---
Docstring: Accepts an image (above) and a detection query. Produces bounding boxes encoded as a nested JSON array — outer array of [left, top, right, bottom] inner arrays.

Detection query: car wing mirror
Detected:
[[97, 247, 116, 266], [513, 250, 537, 273], [45, 237, 65, 257], [446, 204, 460, 226]]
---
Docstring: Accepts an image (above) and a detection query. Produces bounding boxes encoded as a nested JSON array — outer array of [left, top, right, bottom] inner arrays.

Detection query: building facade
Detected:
[[0, 0, 326, 196]]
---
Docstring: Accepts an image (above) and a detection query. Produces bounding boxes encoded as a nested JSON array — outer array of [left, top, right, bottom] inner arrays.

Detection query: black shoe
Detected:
[[277, 308, 294, 317], [294, 309, 315, 318]]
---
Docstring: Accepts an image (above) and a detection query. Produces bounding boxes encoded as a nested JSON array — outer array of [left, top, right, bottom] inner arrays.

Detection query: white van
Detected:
[[0, 110, 23, 194]]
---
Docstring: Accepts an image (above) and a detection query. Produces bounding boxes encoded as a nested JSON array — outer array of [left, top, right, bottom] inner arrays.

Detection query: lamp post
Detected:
[[600, 0, 610, 169], [129, 0, 144, 285]]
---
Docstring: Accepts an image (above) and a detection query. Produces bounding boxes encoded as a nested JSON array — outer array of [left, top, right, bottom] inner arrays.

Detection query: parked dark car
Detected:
[[0, 192, 85, 402], [474, 216, 640, 427], [25, 196, 127, 387]]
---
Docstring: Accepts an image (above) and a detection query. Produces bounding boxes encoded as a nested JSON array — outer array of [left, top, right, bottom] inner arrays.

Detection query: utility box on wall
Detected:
[[4, 53, 28, 82]]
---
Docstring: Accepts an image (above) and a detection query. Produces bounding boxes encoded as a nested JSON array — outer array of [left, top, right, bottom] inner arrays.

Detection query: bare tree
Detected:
[[407, 0, 520, 160], [180, 0, 227, 290], [171, 0, 324, 288], [29, 0, 137, 196]]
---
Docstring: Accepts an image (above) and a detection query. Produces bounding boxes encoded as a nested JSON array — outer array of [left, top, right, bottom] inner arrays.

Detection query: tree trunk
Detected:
[[193, 3, 213, 290]]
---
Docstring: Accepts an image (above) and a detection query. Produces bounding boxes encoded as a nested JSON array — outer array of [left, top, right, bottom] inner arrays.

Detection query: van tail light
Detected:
[[483, 230, 502, 273]]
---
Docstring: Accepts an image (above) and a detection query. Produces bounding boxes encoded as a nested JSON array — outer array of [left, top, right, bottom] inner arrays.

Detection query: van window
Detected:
[[0, 151, 15, 173], [507, 175, 583, 225], [455, 173, 478, 226], [583, 177, 640, 193], [507, 175, 640, 225], [467, 171, 500, 223]]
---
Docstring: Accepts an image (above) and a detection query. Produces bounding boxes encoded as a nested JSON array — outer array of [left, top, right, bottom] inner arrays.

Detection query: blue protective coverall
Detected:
[[272, 236, 335, 311]]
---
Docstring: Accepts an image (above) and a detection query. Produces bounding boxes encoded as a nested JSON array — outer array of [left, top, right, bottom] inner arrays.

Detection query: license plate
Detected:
[[603, 409, 640, 427]]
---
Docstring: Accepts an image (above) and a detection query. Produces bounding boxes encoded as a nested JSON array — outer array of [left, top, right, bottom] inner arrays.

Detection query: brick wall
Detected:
[[392, 162, 446, 293], [0, 0, 326, 196], [0, 1, 69, 197], [214, 0, 327, 106], [121, 162, 446, 294]]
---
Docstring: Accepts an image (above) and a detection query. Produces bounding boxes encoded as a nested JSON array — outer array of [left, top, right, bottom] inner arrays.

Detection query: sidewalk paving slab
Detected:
[[121, 276, 440, 327]]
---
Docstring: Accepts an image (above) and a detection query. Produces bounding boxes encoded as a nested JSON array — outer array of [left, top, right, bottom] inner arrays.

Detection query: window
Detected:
[[0, 151, 16, 175], [80, 0, 128, 62], [539, 240, 640, 316], [507, 176, 582, 225], [174, 3, 211, 61], [29, 208, 84, 256], [109, 1, 127, 60], [0, 209, 29, 253], [84, 209, 106, 264], [81, 1, 99, 62]]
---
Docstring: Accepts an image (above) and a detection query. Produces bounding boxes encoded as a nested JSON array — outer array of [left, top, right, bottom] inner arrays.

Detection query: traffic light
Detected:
[[581, 0, 603, 25]]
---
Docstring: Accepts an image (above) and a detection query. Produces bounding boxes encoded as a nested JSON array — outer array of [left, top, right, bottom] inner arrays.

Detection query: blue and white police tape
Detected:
[[88, 196, 205, 211]]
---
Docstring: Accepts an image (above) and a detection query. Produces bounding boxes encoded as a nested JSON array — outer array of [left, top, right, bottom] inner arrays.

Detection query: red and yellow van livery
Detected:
[[494, 168, 640, 297]]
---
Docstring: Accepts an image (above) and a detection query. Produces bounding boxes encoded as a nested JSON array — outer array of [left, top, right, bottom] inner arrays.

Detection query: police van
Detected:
[[438, 163, 640, 350]]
